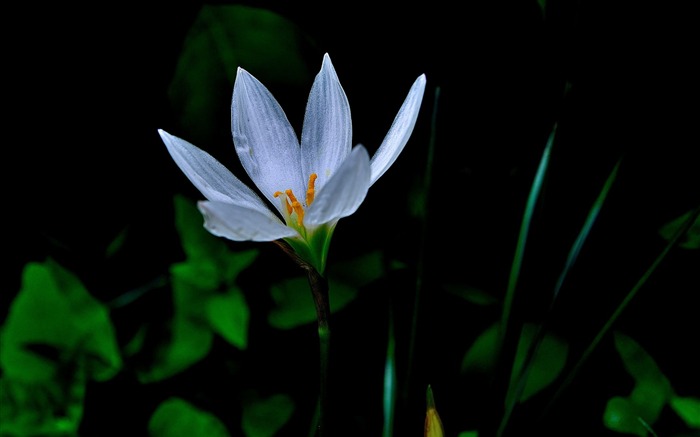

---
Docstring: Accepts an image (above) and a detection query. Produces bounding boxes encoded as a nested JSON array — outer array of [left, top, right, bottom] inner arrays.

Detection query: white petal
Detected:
[[159, 129, 276, 218], [231, 68, 305, 212], [301, 53, 352, 191], [198, 201, 299, 242], [305, 145, 371, 225], [369, 74, 427, 186]]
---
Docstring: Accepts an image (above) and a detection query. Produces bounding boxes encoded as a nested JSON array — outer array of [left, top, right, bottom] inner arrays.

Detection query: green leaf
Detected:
[[670, 396, 700, 429], [326, 250, 386, 288], [0, 259, 121, 383], [603, 396, 649, 437], [443, 284, 498, 306], [268, 277, 357, 330], [139, 196, 257, 381], [500, 123, 555, 352], [138, 316, 213, 384], [174, 194, 227, 266], [207, 287, 249, 350], [138, 272, 214, 383], [457, 432, 479, 437], [658, 209, 700, 249], [614, 332, 672, 397], [0, 373, 86, 437], [168, 5, 312, 144], [628, 380, 668, 426], [461, 322, 568, 403], [461, 322, 500, 374], [267, 251, 388, 329], [174, 195, 258, 280], [507, 323, 568, 404], [241, 393, 294, 437], [149, 397, 231, 437], [600, 332, 674, 433]]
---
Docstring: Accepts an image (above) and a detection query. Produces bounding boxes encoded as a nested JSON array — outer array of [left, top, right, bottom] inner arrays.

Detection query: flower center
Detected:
[[274, 173, 318, 226]]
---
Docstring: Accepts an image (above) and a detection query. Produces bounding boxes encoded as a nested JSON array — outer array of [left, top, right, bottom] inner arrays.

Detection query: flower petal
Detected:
[[301, 53, 352, 191], [369, 74, 427, 186], [198, 201, 299, 242], [159, 129, 276, 218], [231, 68, 305, 211], [305, 145, 371, 225]]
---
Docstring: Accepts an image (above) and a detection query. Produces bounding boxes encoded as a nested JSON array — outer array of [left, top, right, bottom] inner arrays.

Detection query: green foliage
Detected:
[[1, 259, 121, 383], [241, 392, 295, 437], [0, 259, 120, 437], [148, 397, 231, 437], [603, 331, 700, 435], [461, 322, 568, 404], [167, 4, 312, 144], [135, 196, 258, 382], [461, 322, 500, 373], [669, 396, 700, 429], [507, 324, 568, 404], [659, 209, 700, 249], [267, 251, 388, 329], [443, 284, 498, 307]]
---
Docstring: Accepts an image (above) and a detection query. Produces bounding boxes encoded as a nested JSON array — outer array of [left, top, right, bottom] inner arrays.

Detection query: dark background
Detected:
[[6, 1, 698, 436]]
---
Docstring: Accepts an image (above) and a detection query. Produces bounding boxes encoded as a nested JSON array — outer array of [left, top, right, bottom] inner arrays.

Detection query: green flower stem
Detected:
[[273, 240, 331, 437], [306, 265, 330, 437]]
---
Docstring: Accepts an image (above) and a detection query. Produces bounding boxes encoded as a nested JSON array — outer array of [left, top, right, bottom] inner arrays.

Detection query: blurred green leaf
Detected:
[[207, 287, 249, 350], [670, 396, 700, 429], [614, 332, 673, 398], [268, 277, 356, 330], [603, 396, 649, 437], [457, 432, 479, 437], [138, 196, 257, 382], [0, 370, 86, 437], [268, 251, 388, 329], [602, 332, 674, 435], [0, 259, 121, 383], [168, 4, 312, 144], [148, 397, 231, 437], [105, 226, 129, 258], [658, 209, 700, 249], [461, 322, 500, 374], [443, 284, 498, 306], [461, 322, 567, 403], [241, 393, 294, 437], [507, 323, 568, 404], [174, 194, 259, 285], [327, 250, 386, 288], [628, 380, 669, 426]]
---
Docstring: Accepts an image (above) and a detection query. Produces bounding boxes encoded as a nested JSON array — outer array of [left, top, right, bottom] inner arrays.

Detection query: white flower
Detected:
[[159, 53, 426, 273]]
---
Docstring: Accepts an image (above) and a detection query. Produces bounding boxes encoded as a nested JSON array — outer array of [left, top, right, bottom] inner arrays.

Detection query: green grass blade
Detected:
[[498, 158, 621, 435], [499, 123, 557, 348], [405, 86, 440, 400], [543, 204, 700, 416], [383, 309, 396, 437], [550, 158, 621, 301]]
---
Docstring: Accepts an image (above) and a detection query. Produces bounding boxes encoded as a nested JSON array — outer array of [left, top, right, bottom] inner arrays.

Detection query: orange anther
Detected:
[[306, 173, 318, 206], [274, 191, 293, 215], [286, 189, 305, 226]]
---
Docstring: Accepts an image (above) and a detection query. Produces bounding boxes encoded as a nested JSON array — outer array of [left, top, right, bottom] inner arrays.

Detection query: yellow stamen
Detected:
[[274, 173, 318, 227], [273, 191, 293, 215], [306, 173, 318, 206], [286, 189, 304, 226]]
